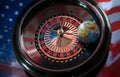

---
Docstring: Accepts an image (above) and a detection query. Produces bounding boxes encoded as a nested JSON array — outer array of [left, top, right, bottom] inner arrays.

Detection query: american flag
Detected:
[[96, 0, 120, 77], [0, 0, 120, 77]]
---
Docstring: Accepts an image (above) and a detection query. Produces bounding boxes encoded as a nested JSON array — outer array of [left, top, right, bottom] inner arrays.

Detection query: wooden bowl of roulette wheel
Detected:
[[12, 0, 111, 77]]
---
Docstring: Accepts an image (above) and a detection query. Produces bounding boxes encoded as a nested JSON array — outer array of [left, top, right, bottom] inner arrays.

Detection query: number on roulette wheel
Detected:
[[12, 0, 111, 77]]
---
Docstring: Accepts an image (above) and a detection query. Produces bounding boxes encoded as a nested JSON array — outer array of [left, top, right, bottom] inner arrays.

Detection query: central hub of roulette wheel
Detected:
[[12, 0, 111, 77]]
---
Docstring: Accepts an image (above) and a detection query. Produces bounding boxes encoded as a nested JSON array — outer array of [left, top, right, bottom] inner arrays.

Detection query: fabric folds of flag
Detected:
[[96, 0, 120, 77]]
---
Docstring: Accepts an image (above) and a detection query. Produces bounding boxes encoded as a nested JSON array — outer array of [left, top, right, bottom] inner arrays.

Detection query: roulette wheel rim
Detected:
[[12, 0, 111, 77]]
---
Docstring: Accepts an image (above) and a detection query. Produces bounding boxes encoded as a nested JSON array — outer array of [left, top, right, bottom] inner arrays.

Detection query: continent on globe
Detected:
[[77, 21, 100, 44]]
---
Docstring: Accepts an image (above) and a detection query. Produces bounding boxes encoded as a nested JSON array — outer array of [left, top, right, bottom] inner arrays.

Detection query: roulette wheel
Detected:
[[12, 0, 111, 77]]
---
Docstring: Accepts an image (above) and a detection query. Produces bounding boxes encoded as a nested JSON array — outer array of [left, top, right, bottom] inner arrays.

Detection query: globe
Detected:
[[77, 21, 100, 44]]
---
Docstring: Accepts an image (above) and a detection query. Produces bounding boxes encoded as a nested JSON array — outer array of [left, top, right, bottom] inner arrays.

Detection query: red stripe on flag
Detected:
[[110, 41, 120, 58], [24, 37, 34, 42], [111, 21, 120, 31], [26, 46, 35, 50], [25, 24, 36, 34], [106, 6, 120, 15]]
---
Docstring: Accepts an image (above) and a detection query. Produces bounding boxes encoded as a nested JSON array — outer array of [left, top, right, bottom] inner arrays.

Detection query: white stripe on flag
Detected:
[[108, 12, 120, 23], [111, 30, 120, 44], [105, 51, 120, 67], [99, 0, 120, 10]]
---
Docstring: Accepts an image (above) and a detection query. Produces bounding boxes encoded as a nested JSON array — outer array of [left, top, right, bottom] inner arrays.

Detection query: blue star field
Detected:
[[0, 0, 32, 66]]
